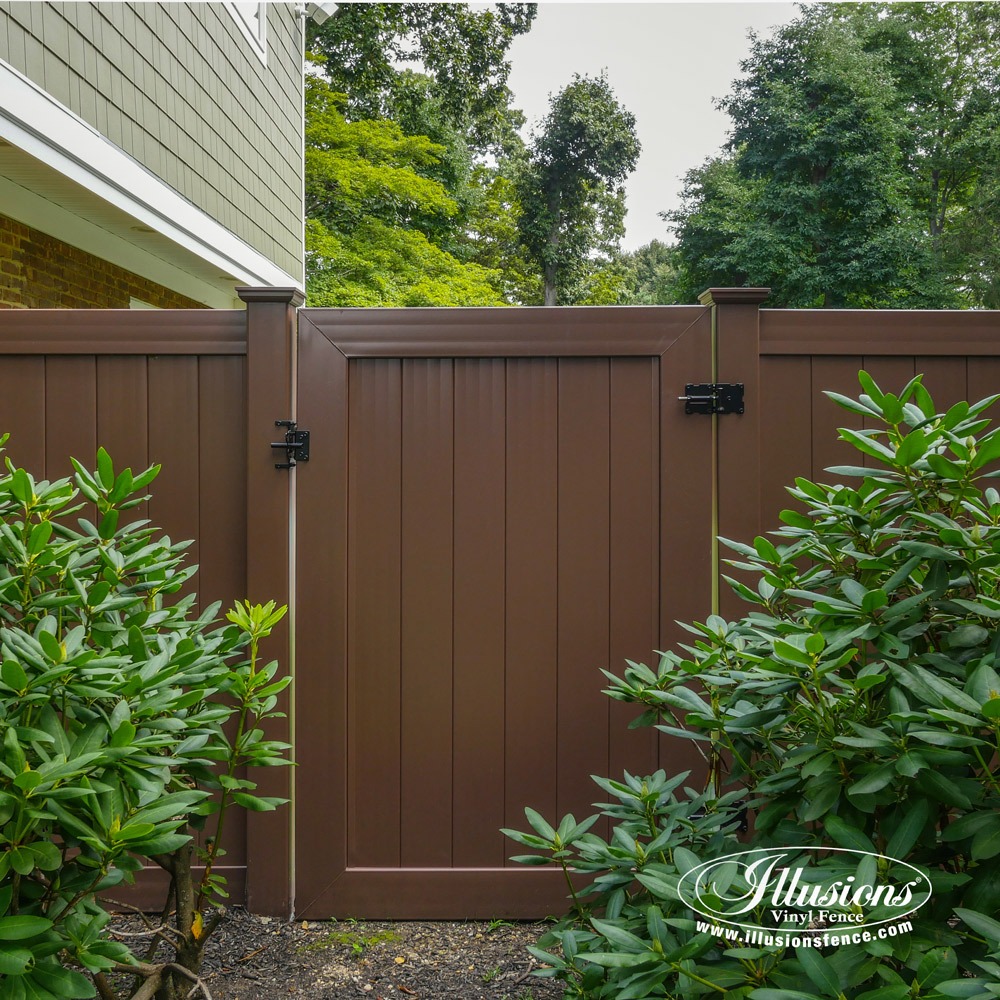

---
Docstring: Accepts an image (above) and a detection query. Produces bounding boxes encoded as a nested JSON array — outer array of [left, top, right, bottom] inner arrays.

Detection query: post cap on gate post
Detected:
[[697, 287, 771, 306], [236, 286, 306, 306]]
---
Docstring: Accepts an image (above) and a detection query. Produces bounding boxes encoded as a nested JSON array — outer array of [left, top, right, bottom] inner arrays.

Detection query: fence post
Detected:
[[238, 286, 304, 917], [697, 288, 770, 620]]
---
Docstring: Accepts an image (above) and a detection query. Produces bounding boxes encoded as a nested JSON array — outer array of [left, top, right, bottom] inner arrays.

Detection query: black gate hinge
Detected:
[[271, 420, 310, 469], [679, 383, 745, 415]]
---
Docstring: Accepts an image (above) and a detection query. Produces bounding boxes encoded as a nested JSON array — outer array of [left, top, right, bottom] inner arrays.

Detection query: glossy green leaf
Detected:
[[797, 947, 842, 998], [0, 916, 52, 941]]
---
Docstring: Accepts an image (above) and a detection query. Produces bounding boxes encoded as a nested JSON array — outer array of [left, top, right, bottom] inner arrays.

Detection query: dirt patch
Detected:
[[113, 909, 564, 999]]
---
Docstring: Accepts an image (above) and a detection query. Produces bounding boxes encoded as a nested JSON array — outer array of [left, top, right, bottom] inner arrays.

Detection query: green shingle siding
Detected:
[[0, 1, 303, 279]]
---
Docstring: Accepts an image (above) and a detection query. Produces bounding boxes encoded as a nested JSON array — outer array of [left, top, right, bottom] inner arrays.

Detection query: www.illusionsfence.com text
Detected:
[[695, 920, 914, 950]]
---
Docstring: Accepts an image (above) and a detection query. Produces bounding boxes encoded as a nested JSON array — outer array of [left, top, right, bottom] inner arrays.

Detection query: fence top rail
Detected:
[[760, 308, 1000, 356], [0, 310, 247, 355], [302, 305, 708, 358]]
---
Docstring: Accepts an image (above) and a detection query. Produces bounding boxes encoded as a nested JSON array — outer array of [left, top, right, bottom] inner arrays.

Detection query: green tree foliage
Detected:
[[953, 148, 1000, 309], [516, 74, 641, 305], [461, 164, 543, 305], [617, 240, 683, 305], [304, 4, 539, 305], [818, 2, 1000, 276], [306, 2, 536, 155], [667, 155, 762, 303], [671, 19, 939, 307], [304, 76, 502, 306], [670, 4, 1000, 308]]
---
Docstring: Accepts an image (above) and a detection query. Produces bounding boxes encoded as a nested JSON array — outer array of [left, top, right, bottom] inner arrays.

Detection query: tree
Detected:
[[671, 18, 946, 307], [815, 2, 1000, 277], [669, 4, 1000, 307], [516, 74, 641, 305], [307, 3, 536, 156], [461, 164, 543, 304], [304, 4, 538, 305], [304, 76, 503, 306], [952, 140, 1000, 308], [667, 155, 761, 302], [616, 240, 682, 305]]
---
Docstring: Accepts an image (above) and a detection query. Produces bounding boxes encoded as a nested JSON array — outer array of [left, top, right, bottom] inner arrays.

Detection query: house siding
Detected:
[[0, 2, 303, 281], [0, 213, 206, 308]]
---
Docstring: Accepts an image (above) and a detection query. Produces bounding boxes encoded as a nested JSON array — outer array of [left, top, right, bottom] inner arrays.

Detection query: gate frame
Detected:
[[290, 304, 718, 918]]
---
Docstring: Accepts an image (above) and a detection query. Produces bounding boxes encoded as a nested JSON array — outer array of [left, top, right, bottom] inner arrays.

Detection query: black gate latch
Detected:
[[271, 420, 310, 469], [679, 383, 745, 415]]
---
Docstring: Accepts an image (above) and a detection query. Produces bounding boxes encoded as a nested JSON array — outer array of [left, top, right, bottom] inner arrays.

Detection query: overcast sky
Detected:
[[505, 2, 799, 250]]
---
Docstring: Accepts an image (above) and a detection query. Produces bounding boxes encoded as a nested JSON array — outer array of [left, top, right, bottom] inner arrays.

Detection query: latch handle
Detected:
[[271, 420, 311, 469], [680, 383, 745, 415]]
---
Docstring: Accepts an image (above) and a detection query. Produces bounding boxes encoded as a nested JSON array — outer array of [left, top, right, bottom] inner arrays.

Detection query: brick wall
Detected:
[[0, 215, 206, 308]]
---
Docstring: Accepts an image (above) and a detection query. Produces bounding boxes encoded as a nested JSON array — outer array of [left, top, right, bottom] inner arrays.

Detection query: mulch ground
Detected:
[[114, 909, 566, 999]]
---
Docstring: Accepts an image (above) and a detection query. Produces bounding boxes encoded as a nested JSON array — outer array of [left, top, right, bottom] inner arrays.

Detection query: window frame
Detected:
[[223, 2, 268, 65]]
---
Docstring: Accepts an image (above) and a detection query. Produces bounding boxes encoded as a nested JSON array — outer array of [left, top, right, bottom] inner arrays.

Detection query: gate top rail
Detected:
[[301, 305, 707, 358], [0, 309, 247, 354]]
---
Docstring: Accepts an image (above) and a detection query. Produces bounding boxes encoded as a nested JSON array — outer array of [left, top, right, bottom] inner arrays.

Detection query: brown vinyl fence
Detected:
[[0, 290, 999, 918]]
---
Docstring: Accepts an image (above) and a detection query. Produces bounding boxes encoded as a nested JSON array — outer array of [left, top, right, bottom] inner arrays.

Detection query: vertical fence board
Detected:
[[659, 311, 713, 781], [759, 357, 812, 530], [860, 357, 916, 399], [967, 358, 1000, 415], [915, 357, 968, 411], [452, 359, 507, 868], [0, 358, 46, 472], [556, 359, 611, 822], [147, 357, 201, 570], [96, 356, 148, 473], [400, 360, 455, 867], [608, 357, 660, 783], [348, 359, 403, 868], [196, 356, 246, 613], [504, 359, 559, 846], [810, 357, 864, 483], [45, 357, 97, 478], [196, 355, 247, 871]]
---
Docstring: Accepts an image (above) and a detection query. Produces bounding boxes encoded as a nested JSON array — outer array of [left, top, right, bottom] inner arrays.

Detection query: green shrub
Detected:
[[505, 372, 1000, 999], [0, 441, 290, 999]]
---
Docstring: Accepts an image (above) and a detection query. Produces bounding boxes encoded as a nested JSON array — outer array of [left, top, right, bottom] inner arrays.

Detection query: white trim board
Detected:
[[224, 1, 268, 65], [0, 56, 303, 293]]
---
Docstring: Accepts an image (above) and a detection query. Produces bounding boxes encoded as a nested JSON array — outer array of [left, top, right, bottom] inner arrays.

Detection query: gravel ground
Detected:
[[112, 910, 565, 1000]]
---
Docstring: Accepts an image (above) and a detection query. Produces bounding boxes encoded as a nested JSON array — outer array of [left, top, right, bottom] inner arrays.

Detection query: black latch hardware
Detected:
[[271, 420, 310, 469], [679, 383, 745, 415]]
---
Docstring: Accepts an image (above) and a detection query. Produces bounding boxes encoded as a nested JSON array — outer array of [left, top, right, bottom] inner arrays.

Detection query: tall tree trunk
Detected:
[[543, 188, 560, 305]]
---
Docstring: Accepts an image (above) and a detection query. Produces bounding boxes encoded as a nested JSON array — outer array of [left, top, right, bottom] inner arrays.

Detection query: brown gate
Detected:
[[293, 306, 719, 918]]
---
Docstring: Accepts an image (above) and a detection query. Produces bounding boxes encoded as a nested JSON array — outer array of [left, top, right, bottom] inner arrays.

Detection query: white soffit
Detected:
[[0, 166, 237, 309], [0, 57, 303, 295]]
